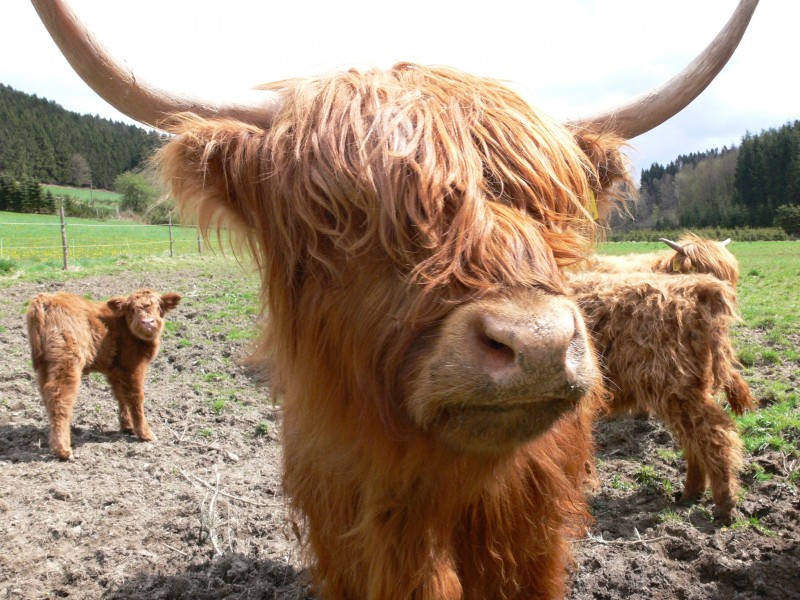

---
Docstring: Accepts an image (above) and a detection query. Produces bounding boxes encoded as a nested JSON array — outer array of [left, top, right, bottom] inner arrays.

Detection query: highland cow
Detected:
[[588, 233, 740, 286], [568, 272, 756, 521], [583, 232, 752, 426], [32, 0, 759, 596], [26, 289, 181, 460]]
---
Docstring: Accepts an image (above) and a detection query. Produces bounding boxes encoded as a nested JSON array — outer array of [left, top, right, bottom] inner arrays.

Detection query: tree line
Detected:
[[623, 121, 800, 234], [0, 83, 164, 190], [0, 172, 56, 214]]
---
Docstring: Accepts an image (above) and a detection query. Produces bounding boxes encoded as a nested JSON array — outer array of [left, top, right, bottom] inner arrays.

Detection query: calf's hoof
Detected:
[[52, 448, 74, 461], [676, 490, 703, 506], [712, 498, 738, 525], [136, 429, 155, 442], [713, 505, 737, 526]]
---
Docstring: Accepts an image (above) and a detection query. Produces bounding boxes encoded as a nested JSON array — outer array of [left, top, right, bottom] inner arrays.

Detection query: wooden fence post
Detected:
[[59, 206, 69, 270], [168, 215, 174, 257]]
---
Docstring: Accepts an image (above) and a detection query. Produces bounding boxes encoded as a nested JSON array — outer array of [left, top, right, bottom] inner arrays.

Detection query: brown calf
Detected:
[[26, 289, 181, 459], [568, 272, 756, 521]]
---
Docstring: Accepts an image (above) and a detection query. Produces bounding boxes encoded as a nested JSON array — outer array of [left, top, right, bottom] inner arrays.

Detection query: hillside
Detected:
[[622, 121, 800, 231], [0, 83, 164, 189]]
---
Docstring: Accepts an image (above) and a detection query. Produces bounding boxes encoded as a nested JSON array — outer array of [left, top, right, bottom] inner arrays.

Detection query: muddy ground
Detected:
[[1, 260, 798, 599]]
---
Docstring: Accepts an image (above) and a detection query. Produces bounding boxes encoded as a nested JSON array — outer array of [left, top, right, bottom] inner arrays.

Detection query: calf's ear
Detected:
[[107, 297, 127, 314], [160, 292, 182, 314]]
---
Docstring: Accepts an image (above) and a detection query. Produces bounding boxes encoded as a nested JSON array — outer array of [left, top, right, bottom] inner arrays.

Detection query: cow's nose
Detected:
[[470, 301, 587, 396]]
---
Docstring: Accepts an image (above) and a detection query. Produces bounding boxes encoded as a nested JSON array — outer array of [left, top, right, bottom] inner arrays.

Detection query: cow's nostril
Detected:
[[478, 331, 515, 361], [474, 317, 519, 377]]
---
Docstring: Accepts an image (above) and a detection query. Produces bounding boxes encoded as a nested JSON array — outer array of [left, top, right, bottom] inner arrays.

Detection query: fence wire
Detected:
[[0, 219, 208, 263]]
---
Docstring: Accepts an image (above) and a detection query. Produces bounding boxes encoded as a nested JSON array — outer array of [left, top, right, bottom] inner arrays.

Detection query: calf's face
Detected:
[[107, 290, 181, 341]]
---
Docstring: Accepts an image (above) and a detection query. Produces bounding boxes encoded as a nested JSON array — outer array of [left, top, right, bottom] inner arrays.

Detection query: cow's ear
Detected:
[[107, 297, 127, 314], [159, 292, 182, 314], [572, 130, 632, 221]]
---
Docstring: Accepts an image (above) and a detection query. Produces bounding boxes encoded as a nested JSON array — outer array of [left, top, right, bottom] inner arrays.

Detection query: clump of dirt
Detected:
[[1, 263, 798, 599]]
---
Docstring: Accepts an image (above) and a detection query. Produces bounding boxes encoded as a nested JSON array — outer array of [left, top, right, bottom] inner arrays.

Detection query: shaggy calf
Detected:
[[588, 233, 740, 286], [568, 272, 756, 521], [26, 289, 181, 459]]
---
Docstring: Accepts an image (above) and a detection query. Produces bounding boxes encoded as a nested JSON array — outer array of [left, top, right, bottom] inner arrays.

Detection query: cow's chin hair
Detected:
[[411, 393, 583, 455]]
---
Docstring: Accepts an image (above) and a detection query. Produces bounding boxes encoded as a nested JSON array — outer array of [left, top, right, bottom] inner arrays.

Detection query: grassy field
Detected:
[[43, 184, 122, 206], [0, 211, 205, 274]]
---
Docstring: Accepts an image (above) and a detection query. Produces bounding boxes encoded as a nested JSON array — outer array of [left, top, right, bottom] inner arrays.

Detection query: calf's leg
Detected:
[[108, 371, 154, 441], [38, 363, 82, 460], [660, 394, 742, 522], [678, 446, 707, 504], [115, 392, 134, 433]]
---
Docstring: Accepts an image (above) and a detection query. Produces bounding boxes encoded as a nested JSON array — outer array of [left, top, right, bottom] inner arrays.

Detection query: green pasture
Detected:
[[43, 184, 121, 206], [0, 211, 206, 275]]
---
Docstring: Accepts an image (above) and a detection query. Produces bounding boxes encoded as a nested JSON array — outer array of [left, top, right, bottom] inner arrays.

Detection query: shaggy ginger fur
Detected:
[[26, 289, 181, 459], [157, 63, 632, 599], [589, 233, 740, 286], [583, 233, 753, 428], [568, 272, 755, 520]]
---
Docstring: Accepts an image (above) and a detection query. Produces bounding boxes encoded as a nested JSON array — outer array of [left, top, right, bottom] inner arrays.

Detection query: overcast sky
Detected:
[[2, 0, 798, 180]]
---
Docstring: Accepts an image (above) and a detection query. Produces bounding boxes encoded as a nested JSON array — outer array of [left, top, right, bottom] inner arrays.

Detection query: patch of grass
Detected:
[[736, 346, 757, 368], [210, 397, 228, 414], [737, 392, 800, 457], [255, 421, 270, 437], [203, 371, 227, 383], [729, 516, 775, 536], [0, 257, 17, 273], [634, 465, 674, 497], [198, 427, 213, 439], [658, 509, 683, 524], [656, 448, 682, 462], [208, 393, 240, 414], [609, 473, 633, 491], [226, 327, 256, 342], [760, 349, 780, 365], [750, 464, 774, 483], [177, 338, 192, 348], [42, 184, 122, 205]]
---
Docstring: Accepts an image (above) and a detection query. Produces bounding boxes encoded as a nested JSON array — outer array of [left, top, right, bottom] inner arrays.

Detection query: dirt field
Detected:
[[1, 260, 798, 599]]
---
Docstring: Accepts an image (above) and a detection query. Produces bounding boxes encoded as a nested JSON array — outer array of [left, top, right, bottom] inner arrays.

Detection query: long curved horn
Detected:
[[720, 238, 732, 247], [570, 0, 759, 139], [31, 0, 281, 129], [659, 238, 684, 253]]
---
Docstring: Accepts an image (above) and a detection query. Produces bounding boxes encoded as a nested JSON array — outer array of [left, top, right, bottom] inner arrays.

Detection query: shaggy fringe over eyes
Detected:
[[157, 63, 630, 299]]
